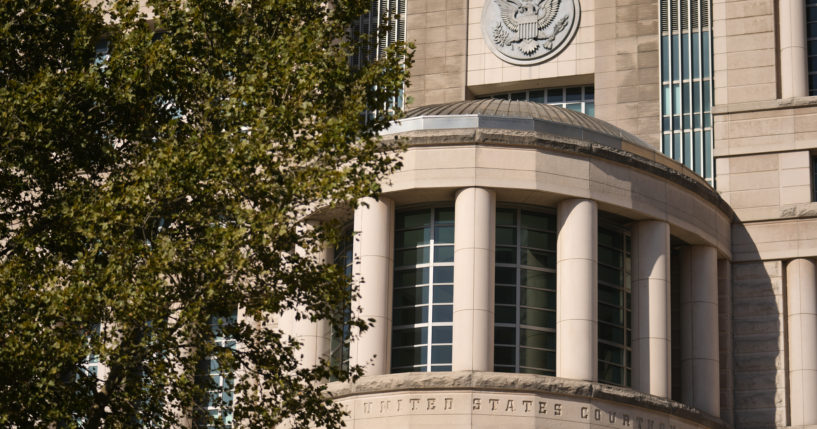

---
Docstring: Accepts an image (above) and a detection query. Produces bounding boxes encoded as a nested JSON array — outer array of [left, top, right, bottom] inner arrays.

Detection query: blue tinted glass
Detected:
[[702, 32, 711, 77], [672, 133, 681, 161], [661, 36, 670, 81], [703, 80, 711, 112], [585, 87, 594, 100], [529, 90, 545, 103], [682, 33, 690, 80], [586, 102, 595, 116], [672, 34, 679, 81], [433, 266, 453, 283], [673, 84, 681, 114], [704, 130, 712, 178], [434, 285, 453, 303], [692, 32, 700, 79], [397, 210, 429, 229], [394, 286, 428, 306], [547, 88, 563, 102], [434, 245, 454, 262], [683, 133, 692, 169], [662, 134, 671, 156], [434, 225, 454, 243], [432, 326, 453, 343], [682, 82, 690, 114], [510, 92, 526, 101], [662, 85, 671, 117], [566, 87, 582, 101], [395, 268, 429, 287], [694, 131, 702, 173], [432, 305, 453, 322]]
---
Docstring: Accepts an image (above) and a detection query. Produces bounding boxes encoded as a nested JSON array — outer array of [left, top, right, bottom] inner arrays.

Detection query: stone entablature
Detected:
[[327, 372, 728, 429]]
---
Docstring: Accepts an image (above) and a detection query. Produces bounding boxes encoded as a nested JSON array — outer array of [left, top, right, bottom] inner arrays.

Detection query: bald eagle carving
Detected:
[[492, 0, 570, 55]]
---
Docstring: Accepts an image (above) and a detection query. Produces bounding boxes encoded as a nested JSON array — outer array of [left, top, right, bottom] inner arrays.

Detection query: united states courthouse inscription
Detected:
[[338, 391, 709, 429], [481, 0, 581, 65]]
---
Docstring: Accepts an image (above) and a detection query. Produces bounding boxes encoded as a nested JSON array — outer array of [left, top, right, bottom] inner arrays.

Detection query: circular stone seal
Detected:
[[481, 0, 581, 66]]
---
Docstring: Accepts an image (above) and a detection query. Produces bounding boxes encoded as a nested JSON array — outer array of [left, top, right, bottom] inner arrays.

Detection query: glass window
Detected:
[[197, 311, 237, 429], [476, 86, 596, 116], [329, 231, 353, 379], [494, 208, 557, 376], [392, 208, 454, 373], [597, 226, 631, 387], [808, 0, 817, 94]]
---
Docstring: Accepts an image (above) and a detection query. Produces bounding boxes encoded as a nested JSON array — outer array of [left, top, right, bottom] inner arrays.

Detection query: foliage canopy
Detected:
[[0, 0, 410, 427]]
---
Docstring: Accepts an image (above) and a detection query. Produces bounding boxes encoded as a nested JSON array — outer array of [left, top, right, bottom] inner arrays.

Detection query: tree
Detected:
[[0, 0, 410, 427]]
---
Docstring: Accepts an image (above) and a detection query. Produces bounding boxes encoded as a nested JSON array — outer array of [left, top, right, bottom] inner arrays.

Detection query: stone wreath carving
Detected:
[[482, 0, 581, 65]]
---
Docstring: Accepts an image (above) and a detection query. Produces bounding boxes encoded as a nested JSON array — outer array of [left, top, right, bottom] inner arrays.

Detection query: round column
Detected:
[[780, 0, 809, 98], [556, 199, 598, 382], [631, 220, 671, 398], [278, 245, 333, 368], [680, 246, 720, 417], [350, 197, 394, 375], [452, 187, 496, 371], [786, 258, 817, 426]]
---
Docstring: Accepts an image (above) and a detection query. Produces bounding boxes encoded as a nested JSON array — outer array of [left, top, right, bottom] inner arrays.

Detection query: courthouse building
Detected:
[[280, 0, 817, 427]]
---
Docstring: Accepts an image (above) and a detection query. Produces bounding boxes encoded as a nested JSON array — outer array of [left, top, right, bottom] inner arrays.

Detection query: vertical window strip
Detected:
[[329, 231, 353, 378], [812, 153, 817, 201], [807, 0, 817, 95], [494, 208, 557, 376], [476, 86, 596, 116], [660, 0, 713, 185], [597, 226, 632, 387], [391, 208, 454, 373], [198, 312, 237, 429]]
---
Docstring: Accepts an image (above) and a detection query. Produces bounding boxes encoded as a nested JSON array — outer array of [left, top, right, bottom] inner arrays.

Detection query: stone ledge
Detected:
[[712, 95, 817, 115], [326, 371, 730, 429]]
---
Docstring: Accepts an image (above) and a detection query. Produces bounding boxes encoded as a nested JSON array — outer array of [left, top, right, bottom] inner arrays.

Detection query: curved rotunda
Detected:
[[286, 100, 733, 429]]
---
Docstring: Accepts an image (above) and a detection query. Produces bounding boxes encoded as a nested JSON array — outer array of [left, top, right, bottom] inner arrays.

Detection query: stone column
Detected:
[[452, 187, 495, 371], [786, 258, 817, 426], [780, 0, 809, 98], [278, 246, 333, 368], [556, 199, 598, 382], [631, 220, 671, 398], [349, 197, 394, 375], [680, 246, 720, 417]]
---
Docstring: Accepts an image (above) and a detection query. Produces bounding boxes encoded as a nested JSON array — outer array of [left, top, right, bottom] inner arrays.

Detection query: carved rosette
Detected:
[[481, 0, 581, 65]]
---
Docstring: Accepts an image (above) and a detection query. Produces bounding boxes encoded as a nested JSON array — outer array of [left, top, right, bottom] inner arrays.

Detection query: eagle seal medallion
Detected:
[[481, 0, 581, 65]]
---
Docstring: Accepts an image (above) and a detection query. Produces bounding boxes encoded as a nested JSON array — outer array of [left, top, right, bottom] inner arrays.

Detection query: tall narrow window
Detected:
[[812, 153, 817, 201], [660, 0, 714, 184], [350, 0, 407, 109], [329, 232, 353, 377], [597, 226, 632, 386], [808, 0, 817, 94], [391, 208, 454, 373], [197, 312, 237, 429], [494, 208, 557, 375]]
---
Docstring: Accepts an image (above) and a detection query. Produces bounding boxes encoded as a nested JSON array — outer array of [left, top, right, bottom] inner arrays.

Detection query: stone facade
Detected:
[[289, 0, 817, 427]]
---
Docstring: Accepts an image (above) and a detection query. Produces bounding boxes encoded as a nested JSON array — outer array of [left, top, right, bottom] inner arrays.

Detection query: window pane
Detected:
[[434, 245, 454, 262], [520, 308, 554, 327], [497, 226, 517, 245], [495, 327, 516, 345], [435, 208, 455, 223], [435, 225, 454, 243], [432, 305, 453, 322], [495, 306, 516, 324], [432, 326, 452, 343], [396, 228, 429, 247], [521, 229, 553, 249], [496, 267, 516, 284], [521, 269, 555, 290], [394, 268, 428, 287], [392, 328, 428, 347], [520, 287, 554, 309], [394, 286, 429, 306], [394, 306, 428, 325], [397, 210, 429, 229], [496, 247, 517, 264], [520, 328, 555, 349], [495, 345, 516, 366], [396, 247, 429, 266], [433, 266, 453, 283], [433, 285, 453, 303], [521, 249, 555, 269], [496, 286, 516, 305], [519, 348, 554, 369]]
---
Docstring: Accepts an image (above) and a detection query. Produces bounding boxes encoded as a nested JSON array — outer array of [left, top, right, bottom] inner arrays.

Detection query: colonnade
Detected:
[[287, 187, 725, 418]]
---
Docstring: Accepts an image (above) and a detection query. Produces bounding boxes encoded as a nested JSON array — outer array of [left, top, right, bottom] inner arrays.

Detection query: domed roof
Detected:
[[386, 99, 653, 150]]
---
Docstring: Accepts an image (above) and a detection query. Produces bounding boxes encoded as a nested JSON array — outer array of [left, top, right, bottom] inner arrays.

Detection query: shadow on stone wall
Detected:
[[729, 224, 785, 429]]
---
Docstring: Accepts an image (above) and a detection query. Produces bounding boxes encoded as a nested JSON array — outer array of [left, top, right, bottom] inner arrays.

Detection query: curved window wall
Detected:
[[494, 208, 558, 375], [597, 226, 632, 386], [391, 208, 454, 372]]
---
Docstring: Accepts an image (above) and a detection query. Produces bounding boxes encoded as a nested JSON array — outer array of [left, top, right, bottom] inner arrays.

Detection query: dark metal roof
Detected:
[[401, 99, 653, 150]]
